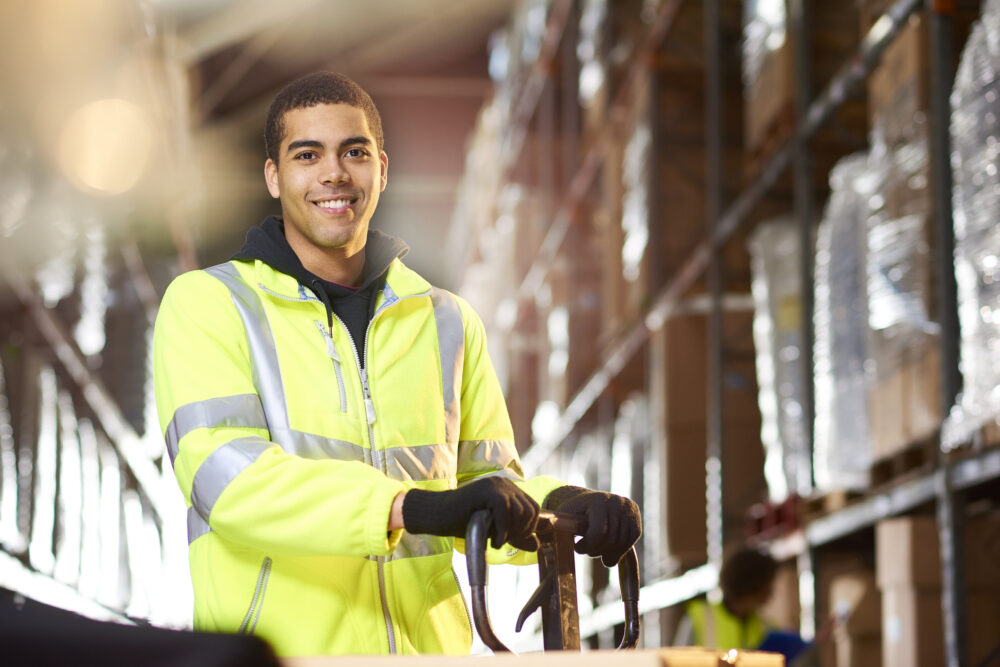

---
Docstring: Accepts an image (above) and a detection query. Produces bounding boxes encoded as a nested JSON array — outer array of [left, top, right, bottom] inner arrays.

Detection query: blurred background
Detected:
[[2, 0, 1000, 664]]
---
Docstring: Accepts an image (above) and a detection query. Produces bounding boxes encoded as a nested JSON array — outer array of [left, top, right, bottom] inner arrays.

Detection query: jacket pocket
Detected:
[[239, 556, 272, 635]]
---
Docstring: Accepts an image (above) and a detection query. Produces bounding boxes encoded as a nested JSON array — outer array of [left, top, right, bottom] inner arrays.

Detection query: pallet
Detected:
[[804, 489, 865, 520], [869, 436, 938, 488]]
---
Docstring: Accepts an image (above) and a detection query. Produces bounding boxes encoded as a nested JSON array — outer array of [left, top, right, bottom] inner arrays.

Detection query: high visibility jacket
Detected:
[[153, 257, 563, 657], [685, 599, 769, 651]]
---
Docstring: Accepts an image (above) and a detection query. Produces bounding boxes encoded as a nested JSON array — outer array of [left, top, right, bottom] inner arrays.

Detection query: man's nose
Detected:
[[320, 157, 349, 184]]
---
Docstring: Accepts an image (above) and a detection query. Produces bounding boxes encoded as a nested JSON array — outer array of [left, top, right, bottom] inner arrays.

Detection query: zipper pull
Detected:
[[360, 368, 377, 425], [314, 321, 340, 361]]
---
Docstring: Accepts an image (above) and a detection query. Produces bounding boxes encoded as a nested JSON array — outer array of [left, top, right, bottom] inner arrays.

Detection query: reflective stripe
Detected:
[[165, 394, 267, 464], [456, 439, 524, 479], [430, 289, 464, 446], [382, 444, 457, 481], [190, 437, 272, 521], [187, 506, 212, 543], [205, 263, 289, 432], [386, 533, 452, 561], [269, 426, 365, 462]]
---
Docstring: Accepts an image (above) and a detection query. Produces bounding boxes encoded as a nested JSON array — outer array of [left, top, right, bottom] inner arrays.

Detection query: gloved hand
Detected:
[[544, 485, 642, 567], [402, 476, 540, 551]]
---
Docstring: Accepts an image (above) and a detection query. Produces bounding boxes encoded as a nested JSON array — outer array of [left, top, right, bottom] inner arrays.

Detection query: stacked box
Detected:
[[748, 219, 810, 502], [649, 309, 765, 569], [813, 153, 874, 492], [944, 0, 1000, 449], [875, 514, 1000, 667], [864, 133, 942, 460], [829, 571, 882, 667], [742, 0, 793, 155], [860, 1, 981, 148]]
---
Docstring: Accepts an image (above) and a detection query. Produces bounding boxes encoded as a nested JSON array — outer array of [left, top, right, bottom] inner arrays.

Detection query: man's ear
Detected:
[[379, 151, 389, 192], [265, 158, 280, 198]]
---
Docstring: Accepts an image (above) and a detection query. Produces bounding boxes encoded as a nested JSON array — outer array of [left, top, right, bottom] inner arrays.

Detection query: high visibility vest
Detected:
[[686, 599, 769, 651], [153, 257, 563, 657]]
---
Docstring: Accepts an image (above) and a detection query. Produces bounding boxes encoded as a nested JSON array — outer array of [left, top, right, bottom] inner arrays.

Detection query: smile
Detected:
[[314, 198, 355, 213]]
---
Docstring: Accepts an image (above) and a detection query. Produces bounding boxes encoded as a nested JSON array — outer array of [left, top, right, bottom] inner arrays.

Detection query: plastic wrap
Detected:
[[742, 0, 787, 89], [865, 127, 937, 342], [814, 153, 875, 492], [943, 0, 1000, 449], [749, 218, 810, 502]]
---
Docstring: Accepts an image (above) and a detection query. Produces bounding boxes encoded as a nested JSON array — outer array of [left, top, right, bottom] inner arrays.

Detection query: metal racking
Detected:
[[456, 0, 1000, 663]]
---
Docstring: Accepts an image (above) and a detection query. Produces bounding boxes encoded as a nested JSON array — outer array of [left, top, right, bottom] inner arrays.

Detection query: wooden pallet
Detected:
[[870, 437, 938, 488], [804, 489, 865, 520]]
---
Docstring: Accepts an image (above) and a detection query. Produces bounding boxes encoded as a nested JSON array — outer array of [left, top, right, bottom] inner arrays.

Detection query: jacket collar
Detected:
[[231, 216, 428, 299]]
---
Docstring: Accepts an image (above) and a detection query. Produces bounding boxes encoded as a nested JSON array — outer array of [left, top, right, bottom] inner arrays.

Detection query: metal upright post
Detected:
[[926, 1, 967, 665], [704, 0, 724, 574], [788, 0, 817, 640]]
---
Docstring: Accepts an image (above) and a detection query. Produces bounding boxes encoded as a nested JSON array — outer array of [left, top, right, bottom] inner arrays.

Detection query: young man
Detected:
[[153, 72, 640, 657]]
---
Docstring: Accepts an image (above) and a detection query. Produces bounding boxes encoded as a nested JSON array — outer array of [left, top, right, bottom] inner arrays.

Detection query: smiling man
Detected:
[[152, 72, 641, 657]]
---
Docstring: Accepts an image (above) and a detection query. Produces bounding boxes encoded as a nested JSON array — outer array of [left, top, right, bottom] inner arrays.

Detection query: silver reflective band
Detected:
[[188, 506, 212, 543], [165, 394, 267, 464], [457, 439, 524, 479], [205, 263, 289, 432], [430, 289, 464, 446], [382, 443, 457, 481], [387, 533, 452, 561], [269, 426, 366, 462], [190, 437, 272, 521]]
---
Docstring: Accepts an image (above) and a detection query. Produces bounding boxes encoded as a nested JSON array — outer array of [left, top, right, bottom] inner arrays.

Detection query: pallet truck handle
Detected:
[[465, 508, 641, 652]]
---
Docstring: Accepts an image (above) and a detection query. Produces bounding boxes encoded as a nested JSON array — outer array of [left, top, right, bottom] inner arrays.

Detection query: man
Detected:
[[153, 71, 640, 657]]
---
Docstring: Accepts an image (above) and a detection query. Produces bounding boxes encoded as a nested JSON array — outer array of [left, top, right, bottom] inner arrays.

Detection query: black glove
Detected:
[[544, 485, 642, 567], [402, 476, 541, 551]]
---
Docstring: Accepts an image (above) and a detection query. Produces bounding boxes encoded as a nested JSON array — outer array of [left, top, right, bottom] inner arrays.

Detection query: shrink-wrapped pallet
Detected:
[[749, 219, 810, 501], [814, 153, 874, 491], [944, 0, 1000, 449]]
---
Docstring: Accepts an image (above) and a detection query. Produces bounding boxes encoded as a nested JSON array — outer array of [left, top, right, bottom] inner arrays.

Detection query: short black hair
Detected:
[[265, 71, 384, 162], [719, 547, 778, 603]]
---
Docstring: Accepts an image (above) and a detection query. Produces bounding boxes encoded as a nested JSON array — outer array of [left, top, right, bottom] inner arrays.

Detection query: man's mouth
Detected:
[[313, 197, 356, 213]]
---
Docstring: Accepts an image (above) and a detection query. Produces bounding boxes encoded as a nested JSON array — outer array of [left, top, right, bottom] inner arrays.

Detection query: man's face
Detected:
[[264, 103, 388, 261]]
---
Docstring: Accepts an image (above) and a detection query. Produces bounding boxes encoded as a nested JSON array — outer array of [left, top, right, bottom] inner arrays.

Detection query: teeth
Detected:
[[316, 199, 351, 209]]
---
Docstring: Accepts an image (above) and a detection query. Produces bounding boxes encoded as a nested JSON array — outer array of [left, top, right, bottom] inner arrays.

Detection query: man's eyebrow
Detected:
[[285, 139, 324, 154], [339, 136, 371, 151]]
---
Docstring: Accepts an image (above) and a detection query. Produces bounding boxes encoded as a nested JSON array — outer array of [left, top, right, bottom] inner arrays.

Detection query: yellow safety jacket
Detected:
[[153, 256, 563, 657], [686, 599, 769, 651]]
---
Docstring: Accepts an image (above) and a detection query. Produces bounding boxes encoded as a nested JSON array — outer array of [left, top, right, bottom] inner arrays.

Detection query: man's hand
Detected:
[[402, 477, 541, 551], [544, 486, 642, 567]]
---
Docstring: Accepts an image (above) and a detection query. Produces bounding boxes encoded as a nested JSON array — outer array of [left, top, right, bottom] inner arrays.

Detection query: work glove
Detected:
[[543, 485, 642, 567], [402, 476, 541, 551]]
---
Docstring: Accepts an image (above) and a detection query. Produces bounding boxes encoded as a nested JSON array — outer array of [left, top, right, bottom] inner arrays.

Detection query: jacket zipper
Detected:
[[329, 290, 429, 655], [239, 556, 272, 635], [313, 321, 348, 412]]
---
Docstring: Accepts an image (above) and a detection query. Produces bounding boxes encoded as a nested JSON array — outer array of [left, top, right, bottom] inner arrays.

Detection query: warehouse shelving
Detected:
[[464, 0, 999, 664]]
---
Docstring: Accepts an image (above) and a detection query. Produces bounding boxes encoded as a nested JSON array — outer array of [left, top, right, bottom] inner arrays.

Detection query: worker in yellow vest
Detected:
[[153, 71, 642, 658], [680, 547, 776, 650]]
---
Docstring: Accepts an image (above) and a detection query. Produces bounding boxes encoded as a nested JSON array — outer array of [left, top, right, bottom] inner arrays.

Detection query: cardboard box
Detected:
[[877, 513, 1000, 588], [868, 14, 928, 147], [833, 633, 882, 667], [745, 40, 795, 154], [876, 516, 941, 588], [829, 572, 881, 637], [282, 648, 784, 667], [881, 586, 943, 667]]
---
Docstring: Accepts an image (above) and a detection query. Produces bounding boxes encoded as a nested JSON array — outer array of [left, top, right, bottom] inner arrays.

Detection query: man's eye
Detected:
[[346, 148, 368, 158], [296, 151, 317, 160]]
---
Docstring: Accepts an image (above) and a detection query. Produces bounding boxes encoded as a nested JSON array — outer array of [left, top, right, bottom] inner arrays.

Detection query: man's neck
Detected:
[[292, 243, 366, 287]]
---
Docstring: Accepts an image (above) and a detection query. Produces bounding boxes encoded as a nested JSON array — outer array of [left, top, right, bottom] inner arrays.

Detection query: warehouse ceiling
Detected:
[[0, 0, 515, 293], [159, 0, 517, 287]]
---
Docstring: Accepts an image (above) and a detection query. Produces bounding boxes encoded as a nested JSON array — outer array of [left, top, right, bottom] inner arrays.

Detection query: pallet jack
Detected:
[[465, 508, 641, 653]]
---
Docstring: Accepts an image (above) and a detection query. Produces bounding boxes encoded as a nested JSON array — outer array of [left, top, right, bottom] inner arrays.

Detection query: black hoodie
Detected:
[[231, 216, 409, 366]]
